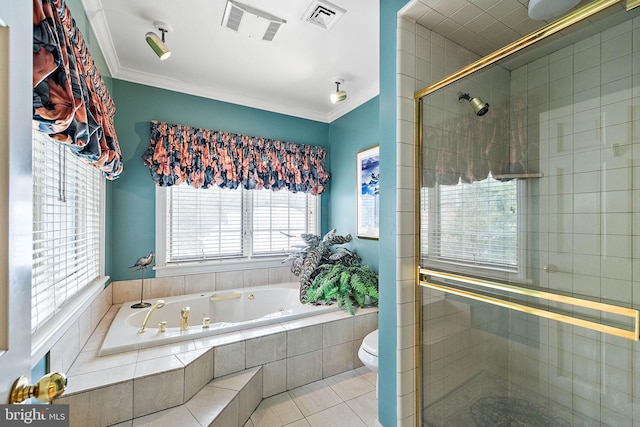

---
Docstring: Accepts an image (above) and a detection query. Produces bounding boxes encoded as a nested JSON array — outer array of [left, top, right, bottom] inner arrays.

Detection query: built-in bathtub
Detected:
[[99, 282, 340, 356]]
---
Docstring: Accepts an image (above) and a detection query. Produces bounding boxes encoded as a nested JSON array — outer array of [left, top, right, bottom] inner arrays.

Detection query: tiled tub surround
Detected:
[[100, 283, 340, 356], [56, 301, 378, 426]]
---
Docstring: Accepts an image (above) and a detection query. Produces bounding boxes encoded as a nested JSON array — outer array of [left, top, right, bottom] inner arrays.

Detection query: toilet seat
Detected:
[[361, 330, 378, 357]]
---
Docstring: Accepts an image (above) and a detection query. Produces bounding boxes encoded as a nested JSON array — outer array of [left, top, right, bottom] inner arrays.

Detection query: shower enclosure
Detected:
[[416, 1, 640, 425]]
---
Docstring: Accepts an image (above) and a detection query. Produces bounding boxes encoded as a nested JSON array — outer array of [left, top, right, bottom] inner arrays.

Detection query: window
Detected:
[[157, 185, 318, 272], [421, 174, 520, 279], [31, 130, 104, 332]]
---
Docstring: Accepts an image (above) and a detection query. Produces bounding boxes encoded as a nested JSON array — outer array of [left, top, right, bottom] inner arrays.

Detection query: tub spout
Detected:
[[180, 306, 190, 331], [137, 300, 165, 334]]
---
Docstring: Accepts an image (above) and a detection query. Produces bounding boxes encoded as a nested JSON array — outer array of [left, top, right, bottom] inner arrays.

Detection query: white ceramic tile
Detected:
[[305, 402, 366, 427], [214, 341, 246, 378], [64, 363, 136, 395], [346, 391, 378, 426], [287, 325, 322, 357], [149, 275, 185, 299], [178, 348, 214, 401], [250, 392, 304, 427], [322, 318, 354, 348], [287, 350, 323, 390], [325, 370, 375, 402], [263, 359, 287, 398], [185, 384, 237, 426], [133, 368, 185, 418], [184, 273, 216, 294], [353, 313, 378, 341], [243, 268, 270, 287], [69, 349, 138, 376], [574, 67, 601, 93], [56, 380, 134, 427], [137, 340, 197, 362], [238, 368, 263, 426], [132, 405, 200, 427], [269, 266, 295, 284], [288, 380, 342, 417], [245, 332, 286, 368], [134, 355, 183, 378], [322, 342, 354, 378], [212, 366, 260, 392], [216, 270, 244, 290], [603, 55, 632, 85]]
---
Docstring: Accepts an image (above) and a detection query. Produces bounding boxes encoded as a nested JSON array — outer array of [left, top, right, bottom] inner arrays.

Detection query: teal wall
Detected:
[[109, 80, 330, 281], [326, 97, 380, 270]]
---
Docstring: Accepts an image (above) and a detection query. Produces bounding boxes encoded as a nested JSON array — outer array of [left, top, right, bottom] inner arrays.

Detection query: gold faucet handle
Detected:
[[10, 372, 67, 404]]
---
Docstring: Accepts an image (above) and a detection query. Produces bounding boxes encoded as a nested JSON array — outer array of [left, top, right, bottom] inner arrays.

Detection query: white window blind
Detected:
[[32, 130, 103, 332], [421, 174, 518, 273], [251, 189, 315, 255], [167, 185, 243, 261], [165, 186, 317, 264]]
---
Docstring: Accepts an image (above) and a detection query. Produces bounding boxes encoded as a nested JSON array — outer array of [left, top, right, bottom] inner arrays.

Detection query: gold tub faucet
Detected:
[[180, 306, 190, 331], [138, 300, 165, 334]]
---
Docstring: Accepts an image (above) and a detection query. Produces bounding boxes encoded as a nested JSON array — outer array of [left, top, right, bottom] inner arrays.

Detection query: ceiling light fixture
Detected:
[[527, 0, 580, 20], [330, 78, 347, 103], [146, 21, 171, 60]]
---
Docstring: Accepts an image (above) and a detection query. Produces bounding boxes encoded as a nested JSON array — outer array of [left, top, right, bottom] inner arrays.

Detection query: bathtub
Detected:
[[99, 283, 339, 356]]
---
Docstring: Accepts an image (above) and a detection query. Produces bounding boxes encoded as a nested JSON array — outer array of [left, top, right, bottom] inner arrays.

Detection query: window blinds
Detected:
[[251, 189, 316, 255], [421, 175, 518, 271], [166, 186, 316, 263], [32, 131, 103, 331]]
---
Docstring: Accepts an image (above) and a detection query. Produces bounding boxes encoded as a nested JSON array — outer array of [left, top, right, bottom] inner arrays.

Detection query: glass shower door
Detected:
[[418, 3, 640, 425]]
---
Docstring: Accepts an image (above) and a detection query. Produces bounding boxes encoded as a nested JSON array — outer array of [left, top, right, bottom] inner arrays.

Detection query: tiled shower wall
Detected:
[[506, 16, 640, 425]]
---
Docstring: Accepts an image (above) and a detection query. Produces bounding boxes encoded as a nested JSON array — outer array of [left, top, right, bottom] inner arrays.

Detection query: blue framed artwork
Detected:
[[356, 145, 379, 239]]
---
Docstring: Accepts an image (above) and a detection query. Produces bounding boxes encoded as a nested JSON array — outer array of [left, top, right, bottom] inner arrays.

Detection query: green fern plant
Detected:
[[282, 229, 361, 303], [306, 264, 379, 315]]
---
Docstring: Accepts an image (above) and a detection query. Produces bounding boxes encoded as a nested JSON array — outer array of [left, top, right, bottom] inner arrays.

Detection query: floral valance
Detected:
[[422, 99, 531, 187], [143, 121, 330, 195], [33, 0, 123, 179]]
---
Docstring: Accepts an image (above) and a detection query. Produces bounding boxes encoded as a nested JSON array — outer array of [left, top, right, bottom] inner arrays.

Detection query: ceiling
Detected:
[[81, 0, 621, 124]]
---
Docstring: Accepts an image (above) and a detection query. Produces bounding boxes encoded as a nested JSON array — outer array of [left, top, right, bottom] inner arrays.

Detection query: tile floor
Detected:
[[245, 366, 381, 427]]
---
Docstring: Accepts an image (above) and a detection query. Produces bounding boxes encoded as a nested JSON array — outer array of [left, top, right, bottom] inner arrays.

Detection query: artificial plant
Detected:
[[306, 264, 379, 315], [283, 229, 378, 314]]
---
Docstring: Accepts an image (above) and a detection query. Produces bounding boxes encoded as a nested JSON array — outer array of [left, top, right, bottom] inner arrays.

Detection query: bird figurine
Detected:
[[129, 251, 154, 271]]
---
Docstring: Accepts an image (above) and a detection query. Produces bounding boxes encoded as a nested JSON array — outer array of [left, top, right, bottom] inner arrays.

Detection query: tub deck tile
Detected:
[[62, 298, 378, 424]]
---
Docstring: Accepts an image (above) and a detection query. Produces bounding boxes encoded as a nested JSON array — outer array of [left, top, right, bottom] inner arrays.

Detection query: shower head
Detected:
[[457, 92, 490, 116]]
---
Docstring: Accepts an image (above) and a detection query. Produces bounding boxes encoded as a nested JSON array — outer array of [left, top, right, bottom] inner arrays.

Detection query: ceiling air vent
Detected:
[[303, 0, 346, 31], [222, 0, 286, 41]]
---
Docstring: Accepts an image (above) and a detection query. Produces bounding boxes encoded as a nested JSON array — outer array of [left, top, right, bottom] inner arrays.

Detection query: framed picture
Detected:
[[356, 145, 379, 239]]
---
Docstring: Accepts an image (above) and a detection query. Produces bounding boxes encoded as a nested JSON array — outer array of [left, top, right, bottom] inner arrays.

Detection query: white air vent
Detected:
[[222, 0, 286, 41], [303, 0, 346, 31]]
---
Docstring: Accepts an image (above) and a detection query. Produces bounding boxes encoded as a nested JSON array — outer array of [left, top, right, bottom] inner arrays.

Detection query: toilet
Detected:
[[358, 329, 379, 398]]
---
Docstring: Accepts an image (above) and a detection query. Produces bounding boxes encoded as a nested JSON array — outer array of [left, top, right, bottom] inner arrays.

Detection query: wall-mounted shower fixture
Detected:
[[457, 92, 489, 116]]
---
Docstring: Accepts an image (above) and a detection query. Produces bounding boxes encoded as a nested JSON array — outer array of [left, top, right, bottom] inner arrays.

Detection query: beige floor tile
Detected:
[[356, 366, 378, 387], [250, 392, 305, 427], [305, 402, 367, 427], [132, 405, 200, 427], [346, 391, 379, 427], [324, 370, 375, 401], [288, 380, 342, 417], [283, 420, 311, 427]]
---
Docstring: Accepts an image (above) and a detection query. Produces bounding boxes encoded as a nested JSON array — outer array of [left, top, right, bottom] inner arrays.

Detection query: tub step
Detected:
[[129, 366, 263, 426]]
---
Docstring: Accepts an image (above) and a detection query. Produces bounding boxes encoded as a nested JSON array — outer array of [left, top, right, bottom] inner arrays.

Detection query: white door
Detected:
[[0, 2, 36, 403]]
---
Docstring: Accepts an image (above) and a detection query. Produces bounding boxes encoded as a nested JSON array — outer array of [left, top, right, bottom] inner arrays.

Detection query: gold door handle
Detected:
[[9, 372, 67, 404]]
